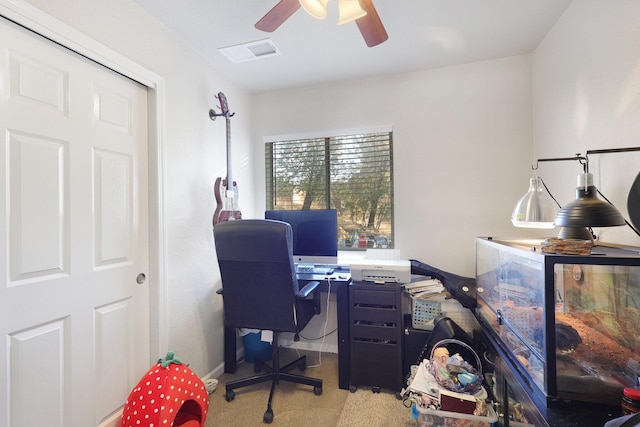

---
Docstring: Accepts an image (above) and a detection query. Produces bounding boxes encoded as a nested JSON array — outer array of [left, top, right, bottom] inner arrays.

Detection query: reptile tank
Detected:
[[475, 237, 640, 412]]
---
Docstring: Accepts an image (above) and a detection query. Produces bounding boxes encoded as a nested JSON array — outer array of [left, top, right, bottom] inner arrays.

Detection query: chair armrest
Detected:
[[297, 281, 320, 299]]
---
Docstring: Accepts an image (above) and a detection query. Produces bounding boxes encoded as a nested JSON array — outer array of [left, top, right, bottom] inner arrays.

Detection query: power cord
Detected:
[[307, 276, 332, 368], [299, 328, 337, 340], [597, 188, 640, 237]]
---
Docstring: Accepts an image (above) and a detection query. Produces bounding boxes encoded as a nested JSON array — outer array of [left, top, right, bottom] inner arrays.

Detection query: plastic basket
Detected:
[[415, 402, 498, 427], [412, 295, 442, 330], [429, 339, 483, 394]]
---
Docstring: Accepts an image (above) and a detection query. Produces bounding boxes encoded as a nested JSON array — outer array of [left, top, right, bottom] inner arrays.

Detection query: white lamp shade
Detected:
[[300, 0, 328, 19], [337, 0, 367, 25], [511, 177, 558, 228]]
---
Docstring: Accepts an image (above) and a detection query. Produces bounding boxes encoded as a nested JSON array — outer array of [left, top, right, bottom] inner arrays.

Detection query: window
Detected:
[[265, 131, 394, 250]]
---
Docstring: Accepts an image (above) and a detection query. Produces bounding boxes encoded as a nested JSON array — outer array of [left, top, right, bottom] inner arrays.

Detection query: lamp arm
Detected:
[[586, 147, 640, 155], [533, 146, 640, 171], [532, 154, 586, 171]]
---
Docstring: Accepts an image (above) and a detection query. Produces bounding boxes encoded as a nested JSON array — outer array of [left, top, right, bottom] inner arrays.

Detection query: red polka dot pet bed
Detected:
[[121, 352, 209, 427]]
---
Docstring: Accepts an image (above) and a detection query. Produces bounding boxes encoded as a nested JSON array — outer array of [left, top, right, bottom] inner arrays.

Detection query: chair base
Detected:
[[224, 343, 322, 424]]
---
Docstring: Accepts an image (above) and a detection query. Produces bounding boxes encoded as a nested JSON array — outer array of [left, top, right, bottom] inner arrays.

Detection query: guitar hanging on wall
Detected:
[[210, 91, 242, 225]]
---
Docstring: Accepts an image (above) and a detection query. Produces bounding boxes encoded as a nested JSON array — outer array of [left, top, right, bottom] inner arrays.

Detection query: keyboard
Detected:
[[295, 265, 337, 275]]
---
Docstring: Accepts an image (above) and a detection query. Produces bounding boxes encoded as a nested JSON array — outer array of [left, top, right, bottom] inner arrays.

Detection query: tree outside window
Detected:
[[265, 131, 393, 250]]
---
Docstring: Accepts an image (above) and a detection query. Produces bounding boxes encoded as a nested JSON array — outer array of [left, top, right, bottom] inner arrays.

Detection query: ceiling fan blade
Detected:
[[255, 0, 302, 32], [355, 0, 388, 47]]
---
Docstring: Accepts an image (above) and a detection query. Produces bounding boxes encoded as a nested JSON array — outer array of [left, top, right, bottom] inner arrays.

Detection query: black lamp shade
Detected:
[[554, 185, 625, 228], [557, 226, 594, 240], [628, 171, 640, 231]]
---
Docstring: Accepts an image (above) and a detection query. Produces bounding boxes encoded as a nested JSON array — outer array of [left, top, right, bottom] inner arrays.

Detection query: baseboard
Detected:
[[204, 346, 245, 380], [99, 411, 122, 427]]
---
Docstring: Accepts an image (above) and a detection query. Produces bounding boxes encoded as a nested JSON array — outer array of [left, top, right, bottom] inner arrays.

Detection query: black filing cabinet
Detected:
[[349, 281, 403, 392]]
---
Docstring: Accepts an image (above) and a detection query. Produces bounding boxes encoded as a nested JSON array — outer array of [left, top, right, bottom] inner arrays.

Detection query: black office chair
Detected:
[[213, 219, 323, 424]]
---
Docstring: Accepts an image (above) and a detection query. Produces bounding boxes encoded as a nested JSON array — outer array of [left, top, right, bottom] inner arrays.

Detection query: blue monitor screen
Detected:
[[264, 209, 338, 265]]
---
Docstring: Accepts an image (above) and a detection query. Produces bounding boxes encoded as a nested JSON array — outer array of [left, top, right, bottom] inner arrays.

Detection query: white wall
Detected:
[[533, 0, 640, 247], [252, 55, 534, 277], [19, 0, 255, 378]]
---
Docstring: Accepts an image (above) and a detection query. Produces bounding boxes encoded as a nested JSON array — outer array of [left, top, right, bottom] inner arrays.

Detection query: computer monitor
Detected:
[[264, 209, 338, 265]]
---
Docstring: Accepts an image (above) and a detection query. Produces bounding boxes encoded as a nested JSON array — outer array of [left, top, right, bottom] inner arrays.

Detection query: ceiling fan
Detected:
[[255, 0, 388, 47]]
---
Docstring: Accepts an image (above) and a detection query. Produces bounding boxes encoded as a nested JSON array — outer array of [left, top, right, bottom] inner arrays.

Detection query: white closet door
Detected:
[[0, 17, 150, 427]]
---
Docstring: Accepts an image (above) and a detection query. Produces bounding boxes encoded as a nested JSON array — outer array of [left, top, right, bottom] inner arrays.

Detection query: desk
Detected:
[[223, 270, 352, 390]]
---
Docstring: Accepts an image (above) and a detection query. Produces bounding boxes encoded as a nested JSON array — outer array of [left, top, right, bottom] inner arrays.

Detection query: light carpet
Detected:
[[205, 350, 415, 426], [337, 386, 415, 427]]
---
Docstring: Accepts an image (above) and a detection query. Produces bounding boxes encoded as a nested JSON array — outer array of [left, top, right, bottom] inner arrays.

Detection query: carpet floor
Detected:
[[205, 349, 415, 427]]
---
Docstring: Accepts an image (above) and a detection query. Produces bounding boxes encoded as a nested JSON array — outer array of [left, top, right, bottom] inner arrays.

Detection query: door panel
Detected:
[[0, 17, 149, 427], [8, 130, 68, 281]]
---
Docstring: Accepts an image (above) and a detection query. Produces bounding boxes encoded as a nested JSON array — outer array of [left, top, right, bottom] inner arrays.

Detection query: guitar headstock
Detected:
[[217, 92, 229, 116], [209, 91, 235, 120]]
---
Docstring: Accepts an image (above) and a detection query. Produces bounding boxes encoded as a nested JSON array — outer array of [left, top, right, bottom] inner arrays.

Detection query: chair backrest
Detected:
[[213, 219, 301, 333]]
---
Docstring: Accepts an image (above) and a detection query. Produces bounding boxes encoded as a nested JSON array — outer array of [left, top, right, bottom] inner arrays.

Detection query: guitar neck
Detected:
[[225, 116, 232, 189]]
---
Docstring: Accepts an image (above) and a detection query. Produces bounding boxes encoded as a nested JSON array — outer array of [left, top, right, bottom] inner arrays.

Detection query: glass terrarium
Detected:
[[475, 237, 640, 409]]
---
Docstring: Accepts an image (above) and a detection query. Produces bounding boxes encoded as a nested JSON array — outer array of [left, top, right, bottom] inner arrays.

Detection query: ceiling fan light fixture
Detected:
[[299, 0, 329, 19], [337, 0, 367, 25]]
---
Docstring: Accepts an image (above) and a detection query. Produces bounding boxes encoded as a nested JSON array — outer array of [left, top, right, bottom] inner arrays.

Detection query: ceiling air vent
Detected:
[[219, 39, 281, 63]]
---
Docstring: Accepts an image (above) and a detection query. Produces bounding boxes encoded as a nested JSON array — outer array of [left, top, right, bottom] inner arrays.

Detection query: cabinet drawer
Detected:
[[351, 305, 398, 323], [351, 288, 398, 306], [352, 323, 400, 342], [352, 340, 399, 363], [351, 341, 402, 391]]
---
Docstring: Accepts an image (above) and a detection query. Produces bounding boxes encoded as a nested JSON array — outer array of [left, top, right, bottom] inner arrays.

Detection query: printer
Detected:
[[349, 259, 411, 284]]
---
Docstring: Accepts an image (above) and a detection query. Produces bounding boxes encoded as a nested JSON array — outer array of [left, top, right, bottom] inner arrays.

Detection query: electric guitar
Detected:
[[210, 92, 242, 225]]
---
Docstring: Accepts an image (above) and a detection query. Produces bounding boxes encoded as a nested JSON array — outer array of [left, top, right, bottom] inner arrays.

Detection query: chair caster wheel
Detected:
[[372, 386, 381, 394], [314, 386, 322, 396], [225, 390, 235, 402], [349, 385, 357, 393], [263, 408, 274, 423], [254, 364, 261, 373]]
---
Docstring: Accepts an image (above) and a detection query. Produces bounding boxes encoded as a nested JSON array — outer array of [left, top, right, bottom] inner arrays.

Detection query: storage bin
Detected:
[[440, 298, 477, 333], [412, 293, 476, 333], [242, 332, 272, 363], [414, 403, 498, 427], [412, 295, 442, 330]]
